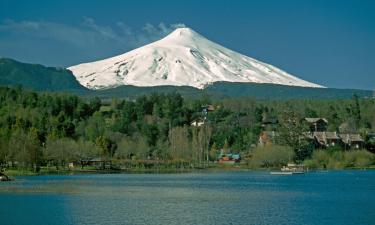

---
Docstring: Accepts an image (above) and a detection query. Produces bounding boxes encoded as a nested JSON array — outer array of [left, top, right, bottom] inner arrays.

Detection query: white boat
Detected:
[[270, 163, 306, 175], [0, 172, 11, 181], [270, 171, 293, 175]]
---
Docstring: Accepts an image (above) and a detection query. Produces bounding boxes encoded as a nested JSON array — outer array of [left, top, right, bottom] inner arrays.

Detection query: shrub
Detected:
[[249, 145, 294, 168], [327, 151, 345, 169], [304, 149, 375, 169], [348, 150, 374, 167], [303, 159, 319, 169], [310, 150, 329, 169], [327, 158, 345, 169]]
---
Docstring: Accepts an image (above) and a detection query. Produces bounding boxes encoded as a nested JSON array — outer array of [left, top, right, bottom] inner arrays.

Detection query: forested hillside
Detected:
[[0, 58, 87, 92], [87, 82, 373, 100], [0, 86, 374, 172]]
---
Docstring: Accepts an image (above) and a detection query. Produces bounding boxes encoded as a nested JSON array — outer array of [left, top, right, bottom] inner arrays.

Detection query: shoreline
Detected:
[[3, 165, 374, 177]]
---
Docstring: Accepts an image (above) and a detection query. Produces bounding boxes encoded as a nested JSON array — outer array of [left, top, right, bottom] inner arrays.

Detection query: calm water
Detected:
[[0, 171, 374, 225]]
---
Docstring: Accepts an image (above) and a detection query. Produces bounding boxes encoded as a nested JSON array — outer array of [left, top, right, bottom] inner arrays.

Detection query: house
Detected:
[[366, 133, 375, 152], [311, 131, 340, 148], [258, 131, 278, 146], [68, 162, 75, 169], [306, 131, 364, 149], [191, 119, 205, 127], [99, 105, 113, 116], [203, 104, 216, 112], [339, 133, 364, 149], [0, 172, 11, 182], [192, 105, 216, 127], [200, 105, 216, 116], [81, 157, 106, 168], [218, 152, 241, 164], [261, 116, 278, 131], [305, 118, 328, 132]]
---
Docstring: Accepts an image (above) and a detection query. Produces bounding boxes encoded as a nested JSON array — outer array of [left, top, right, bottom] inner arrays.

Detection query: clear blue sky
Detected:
[[0, 0, 374, 89]]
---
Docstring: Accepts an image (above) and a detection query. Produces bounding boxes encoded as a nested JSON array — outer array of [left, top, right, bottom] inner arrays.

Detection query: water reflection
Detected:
[[0, 171, 374, 225]]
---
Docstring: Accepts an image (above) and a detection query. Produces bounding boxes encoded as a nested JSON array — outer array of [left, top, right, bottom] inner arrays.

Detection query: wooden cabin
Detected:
[[312, 131, 340, 148], [366, 133, 375, 152], [339, 133, 364, 149], [305, 118, 328, 132]]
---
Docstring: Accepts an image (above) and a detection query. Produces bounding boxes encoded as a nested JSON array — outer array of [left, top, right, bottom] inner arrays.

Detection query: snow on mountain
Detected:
[[68, 27, 324, 89]]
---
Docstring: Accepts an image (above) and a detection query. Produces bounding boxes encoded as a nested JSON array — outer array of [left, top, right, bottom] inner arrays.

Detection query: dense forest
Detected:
[[0, 85, 374, 172], [0, 58, 85, 92]]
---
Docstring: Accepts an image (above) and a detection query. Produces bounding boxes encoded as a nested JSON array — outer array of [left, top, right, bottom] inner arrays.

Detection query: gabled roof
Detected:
[[305, 118, 328, 123], [262, 117, 278, 124], [207, 105, 216, 111], [339, 134, 364, 144], [202, 105, 216, 112], [313, 132, 339, 145], [325, 132, 340, 140]]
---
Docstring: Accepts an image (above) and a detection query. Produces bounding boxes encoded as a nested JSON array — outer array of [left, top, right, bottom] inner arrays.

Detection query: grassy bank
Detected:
[[2, 149, 375, 177], [3, 163, 374, 177], [303, 150, 375, 170]]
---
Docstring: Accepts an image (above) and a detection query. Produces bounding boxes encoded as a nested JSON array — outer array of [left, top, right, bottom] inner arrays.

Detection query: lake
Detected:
[[0, 170, 374, 225]]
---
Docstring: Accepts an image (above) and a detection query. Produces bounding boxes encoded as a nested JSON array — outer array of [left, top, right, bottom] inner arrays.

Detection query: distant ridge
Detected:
[[91, 82, 371, 100], [0, 58, 87, 92]]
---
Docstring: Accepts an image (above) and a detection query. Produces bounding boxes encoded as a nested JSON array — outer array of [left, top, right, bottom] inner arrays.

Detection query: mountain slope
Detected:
[[90, 82, 371, 100], [0, 58, 87, 92], [1, 58, 368, 100], [68, 28, 323, 89]]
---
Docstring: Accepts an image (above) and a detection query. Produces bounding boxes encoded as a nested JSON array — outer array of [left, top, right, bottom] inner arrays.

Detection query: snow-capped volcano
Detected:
[[68, 27, 323, 89]]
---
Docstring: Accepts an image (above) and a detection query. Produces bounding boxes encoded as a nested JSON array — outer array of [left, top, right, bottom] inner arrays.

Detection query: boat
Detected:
[[270, 163, 306, 175], [270, 171, 293, 175], [0, 172, 11, 182]]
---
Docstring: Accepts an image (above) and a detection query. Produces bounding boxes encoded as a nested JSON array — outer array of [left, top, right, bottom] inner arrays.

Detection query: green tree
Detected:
[[168, 126, 191, 161], [250, 145, 294, 168], [45, 137, 78, 169], [191, 125, 212, 167], [116, 135, 149, 160], [84, 112, 106, 141], [222, 139, 229, 154], [142, 124, 159, 147], [95, 136, 117, 162], [350, 94, 362, 128], [209, 142, 219, 161], [277, 110, 310, 161]]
